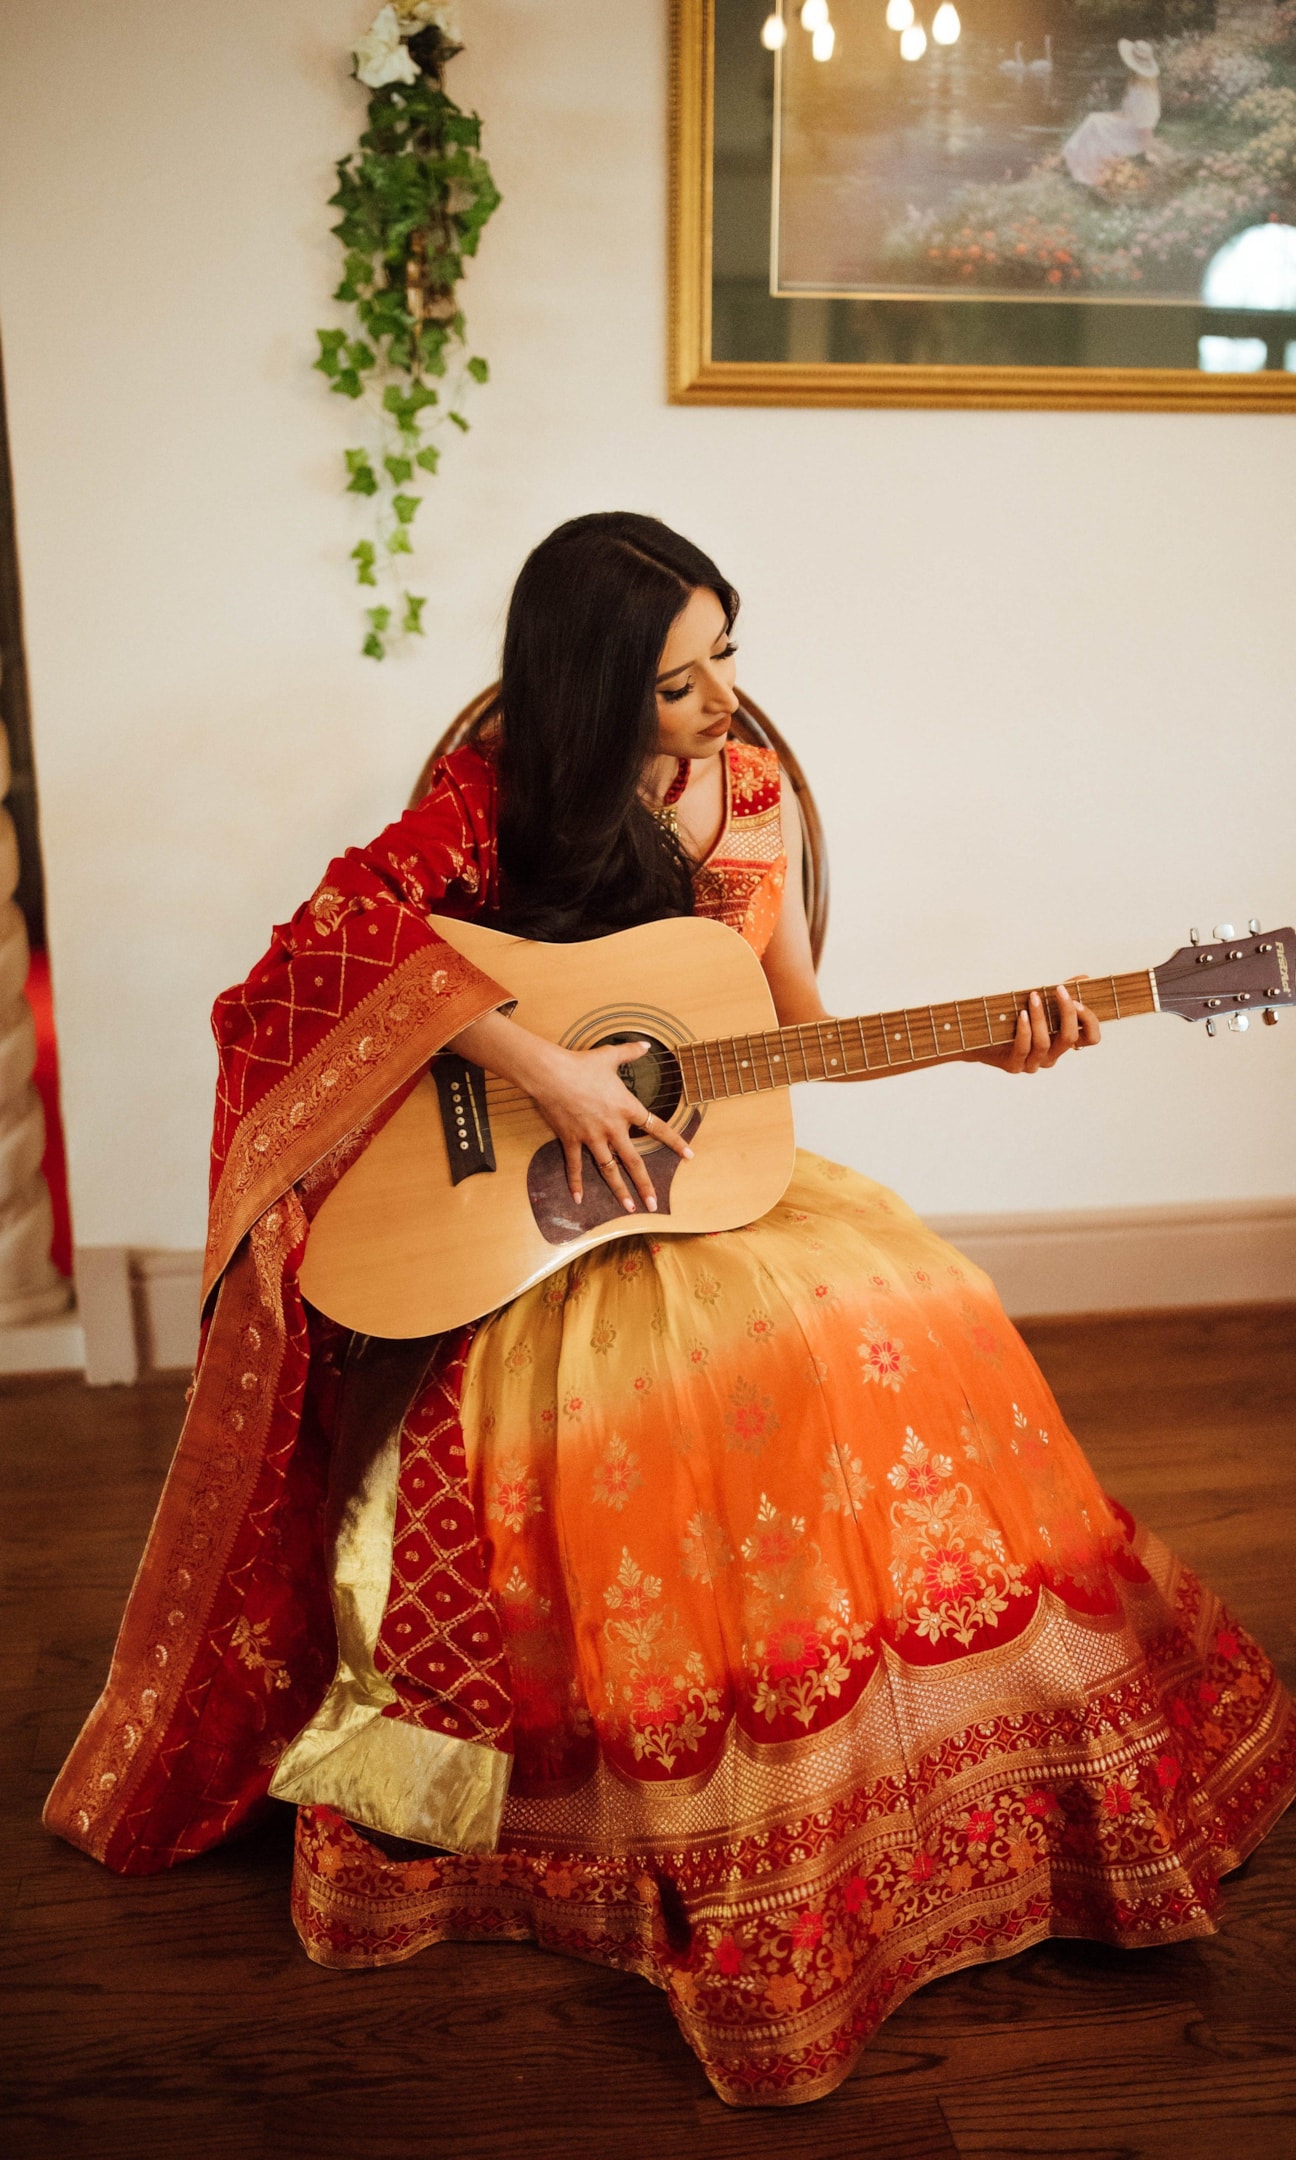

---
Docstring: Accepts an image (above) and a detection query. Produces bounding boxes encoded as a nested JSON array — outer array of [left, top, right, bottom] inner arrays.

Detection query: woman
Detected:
[[47, 514, 1294, 2108], [1064, 39, 1162, 190]]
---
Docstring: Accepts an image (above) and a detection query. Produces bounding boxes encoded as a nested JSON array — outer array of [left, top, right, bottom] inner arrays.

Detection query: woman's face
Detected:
[[653, 586, 739, 761]]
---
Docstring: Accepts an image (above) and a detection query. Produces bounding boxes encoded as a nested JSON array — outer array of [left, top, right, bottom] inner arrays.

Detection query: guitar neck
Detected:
[[676, 969, 1158, 1101]]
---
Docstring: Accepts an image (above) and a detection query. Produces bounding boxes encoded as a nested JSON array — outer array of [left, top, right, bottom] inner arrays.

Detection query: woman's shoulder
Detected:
[[411, 733, 499, 812], [725, 738, 781, 815]]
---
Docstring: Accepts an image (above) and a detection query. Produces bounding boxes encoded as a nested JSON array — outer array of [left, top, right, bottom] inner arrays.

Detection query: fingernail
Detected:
[[647, 1197, 657, 1212], [1030, 991, 1041, 1007], [1056, 983, 1069, 999], [623, 1198, 635, 1212], [683, 1147, 694, 1159]]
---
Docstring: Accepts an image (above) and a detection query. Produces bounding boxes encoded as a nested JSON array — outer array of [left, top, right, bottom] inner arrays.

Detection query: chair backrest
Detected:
[[411, 686, 829, 966]]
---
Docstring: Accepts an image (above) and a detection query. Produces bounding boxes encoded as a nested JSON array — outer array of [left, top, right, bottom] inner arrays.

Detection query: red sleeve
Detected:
[[205, 748, 507, 1274]]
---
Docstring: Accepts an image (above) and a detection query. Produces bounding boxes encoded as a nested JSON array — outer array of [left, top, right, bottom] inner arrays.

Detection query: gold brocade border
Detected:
[[204, 941, 510, 1298], [43, 1209, 299, 1862]]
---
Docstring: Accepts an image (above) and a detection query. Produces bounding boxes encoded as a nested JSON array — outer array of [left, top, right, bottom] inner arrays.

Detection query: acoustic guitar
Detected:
[[297, 915, 1293, 1339]]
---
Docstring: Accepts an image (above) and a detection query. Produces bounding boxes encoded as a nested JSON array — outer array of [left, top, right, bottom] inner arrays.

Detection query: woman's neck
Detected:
[[642, 752, 689, 809]]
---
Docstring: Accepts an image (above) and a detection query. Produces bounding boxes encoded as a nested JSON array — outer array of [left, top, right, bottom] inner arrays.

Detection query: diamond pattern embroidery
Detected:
[[374, 1333, 513, 1747]]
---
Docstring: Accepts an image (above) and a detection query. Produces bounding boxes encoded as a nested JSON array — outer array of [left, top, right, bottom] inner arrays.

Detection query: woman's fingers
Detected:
[[564, 1138, 585, 1205]]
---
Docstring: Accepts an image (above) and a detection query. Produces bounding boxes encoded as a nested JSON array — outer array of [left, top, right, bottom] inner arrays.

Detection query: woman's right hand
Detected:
[[446, 1012, 693, 1213]]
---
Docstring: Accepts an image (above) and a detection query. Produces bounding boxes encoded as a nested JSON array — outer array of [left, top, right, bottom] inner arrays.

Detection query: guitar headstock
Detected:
[[1155, 921, 1295, 1032]]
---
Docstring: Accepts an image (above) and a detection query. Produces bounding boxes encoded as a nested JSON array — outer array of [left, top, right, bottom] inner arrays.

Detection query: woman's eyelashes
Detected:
[[658, 645, 738, 705]]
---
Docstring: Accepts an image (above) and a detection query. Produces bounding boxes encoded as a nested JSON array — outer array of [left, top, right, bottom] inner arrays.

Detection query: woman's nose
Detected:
[[704, 670, 739, 714]]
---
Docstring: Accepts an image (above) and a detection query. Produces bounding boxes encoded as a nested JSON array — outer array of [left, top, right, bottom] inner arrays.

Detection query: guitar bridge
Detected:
[[431, 1054, 496, 1184]]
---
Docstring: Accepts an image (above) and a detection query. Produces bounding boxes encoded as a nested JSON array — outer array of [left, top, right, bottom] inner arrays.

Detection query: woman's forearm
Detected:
[[446, 1009, 567, 1093]]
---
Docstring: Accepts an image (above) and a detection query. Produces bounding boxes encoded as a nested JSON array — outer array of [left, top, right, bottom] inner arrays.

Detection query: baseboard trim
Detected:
[[57, 1199, 1296, 1383], [928, 1197, 1296, 1319]]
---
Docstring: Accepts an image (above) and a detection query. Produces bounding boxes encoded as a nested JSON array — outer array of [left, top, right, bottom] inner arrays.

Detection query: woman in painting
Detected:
[[46, 513, 1295, 2108], [1064, 38, 1162, 188]]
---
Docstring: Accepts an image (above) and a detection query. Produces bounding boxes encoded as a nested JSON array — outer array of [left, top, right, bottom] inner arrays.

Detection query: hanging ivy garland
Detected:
[[315, 4, 500, 658]]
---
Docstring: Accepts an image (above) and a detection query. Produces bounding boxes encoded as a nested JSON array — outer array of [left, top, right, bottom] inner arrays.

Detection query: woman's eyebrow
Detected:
[[655, 641, 730, 685]]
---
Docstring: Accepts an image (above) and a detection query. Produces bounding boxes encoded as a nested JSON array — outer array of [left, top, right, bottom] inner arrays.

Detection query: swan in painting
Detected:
[[1027, 36, 1053, 77], [998, 42, 1027, 80]]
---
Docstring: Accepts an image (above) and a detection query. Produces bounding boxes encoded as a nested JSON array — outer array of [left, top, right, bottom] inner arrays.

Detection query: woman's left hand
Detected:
[[971, 982, 1101, 1074]]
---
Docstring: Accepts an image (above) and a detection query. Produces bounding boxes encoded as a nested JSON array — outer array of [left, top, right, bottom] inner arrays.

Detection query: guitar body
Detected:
[[298, 914, 797, 1339]]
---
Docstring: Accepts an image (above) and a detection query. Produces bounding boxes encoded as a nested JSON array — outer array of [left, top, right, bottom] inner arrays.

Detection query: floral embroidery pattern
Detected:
[[741, 1496, 871, 1728], [601, 1551, 724, 1769], [724, 1376, 779, 1457], [821, 1445, 873, 1516], [591, 1434, 642, 1513], [680, 1510, 736, 1583], [231, 1615, 292, 1691], [858, 1316, 913, 1393], [488, 1456, 543, 1534], [886, 1429, 1030, 1646]]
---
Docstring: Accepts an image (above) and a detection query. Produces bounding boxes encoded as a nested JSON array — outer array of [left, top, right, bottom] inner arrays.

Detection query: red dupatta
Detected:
[[44, 747, 512, 1874]]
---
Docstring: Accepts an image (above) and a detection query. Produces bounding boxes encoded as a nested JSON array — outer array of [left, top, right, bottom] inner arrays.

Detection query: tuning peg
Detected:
[[1205, 1017, 1217, 1035], [1189, 927, 1200, 945], [1214, 923, 1235, 940], [1228, 1012, 1250, 1033], [1249, 918, 1261, 935], [1264, 1010, 1279, 1027]]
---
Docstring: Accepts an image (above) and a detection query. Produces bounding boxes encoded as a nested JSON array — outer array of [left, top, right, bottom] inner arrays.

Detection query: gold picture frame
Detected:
[[668, 0, 1296, 411]]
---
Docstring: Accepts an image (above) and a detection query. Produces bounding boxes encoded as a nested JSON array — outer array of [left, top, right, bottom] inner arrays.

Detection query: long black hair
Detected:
[[493, 512, 739, 941]]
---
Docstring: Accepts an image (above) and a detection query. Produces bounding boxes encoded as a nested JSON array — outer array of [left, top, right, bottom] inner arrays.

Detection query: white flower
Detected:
[[354, 5, 420, 88], [397, 1, 462, 36]]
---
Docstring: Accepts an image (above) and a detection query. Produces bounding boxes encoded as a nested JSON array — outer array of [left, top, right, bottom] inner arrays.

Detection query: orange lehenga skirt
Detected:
[[290, 1152, 1295, 2108]]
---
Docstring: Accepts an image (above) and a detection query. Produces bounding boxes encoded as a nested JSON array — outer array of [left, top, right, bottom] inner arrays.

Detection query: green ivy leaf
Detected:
[[347, 340, 376, 371], [367, 606, 392, 632], [448, 411, 469, 433], [314, 327, 346, 376], [466, 356, 489, 384], [332, 369, 364, 400], [362, 631, 386, 660], [344, 450, 379, 496], [415, 445, 440, 473], [391, 493, 421, 525], [351, 540, 378, 586], [386, 527, 413, 555], [403, 593, 427, 636], [384, 454, 413, 484]]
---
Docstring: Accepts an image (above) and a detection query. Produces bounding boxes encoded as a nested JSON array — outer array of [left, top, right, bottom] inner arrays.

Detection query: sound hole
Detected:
[[602, 1035, 684, 1133]]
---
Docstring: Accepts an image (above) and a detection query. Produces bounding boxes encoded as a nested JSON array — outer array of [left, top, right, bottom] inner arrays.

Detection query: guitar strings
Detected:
[[447, 975, 1132, 1124]]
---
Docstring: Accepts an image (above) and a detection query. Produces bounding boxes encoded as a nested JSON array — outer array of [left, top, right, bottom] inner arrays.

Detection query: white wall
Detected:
[[1, 0, 1293, 1254]]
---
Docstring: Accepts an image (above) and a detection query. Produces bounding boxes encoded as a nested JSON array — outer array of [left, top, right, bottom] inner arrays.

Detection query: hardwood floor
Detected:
[[3, 1306, 1294, 2160]]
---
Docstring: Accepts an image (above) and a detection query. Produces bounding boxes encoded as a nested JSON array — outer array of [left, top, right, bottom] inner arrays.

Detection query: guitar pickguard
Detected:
[[527, 1110, 702, 1245]]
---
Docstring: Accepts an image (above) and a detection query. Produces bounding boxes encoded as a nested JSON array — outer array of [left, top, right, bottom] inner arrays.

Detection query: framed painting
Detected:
[[669, 0, 1296, 406]]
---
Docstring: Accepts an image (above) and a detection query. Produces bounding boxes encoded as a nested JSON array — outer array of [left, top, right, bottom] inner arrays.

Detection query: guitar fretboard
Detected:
[[675, 971, 1157, 1101]]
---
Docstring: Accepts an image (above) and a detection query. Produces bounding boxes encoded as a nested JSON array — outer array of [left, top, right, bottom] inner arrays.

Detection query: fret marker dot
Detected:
[[741, 1060, 748, 1068], [943, 1022, 951, 1032], [894, 1032, 902, 1041], [830, 1058, 838, 1067]]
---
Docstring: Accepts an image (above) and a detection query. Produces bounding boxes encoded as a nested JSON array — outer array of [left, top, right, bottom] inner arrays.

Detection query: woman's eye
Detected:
[[660, 683, 691, 704], [718, 642, 738, 660]]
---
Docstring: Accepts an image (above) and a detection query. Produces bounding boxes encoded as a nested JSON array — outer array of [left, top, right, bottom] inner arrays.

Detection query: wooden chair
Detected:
[[411, 686, 829, 966]]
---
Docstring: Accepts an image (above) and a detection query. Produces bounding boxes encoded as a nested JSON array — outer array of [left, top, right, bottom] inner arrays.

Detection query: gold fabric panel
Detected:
[[270, 1335, 512, 1853]]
